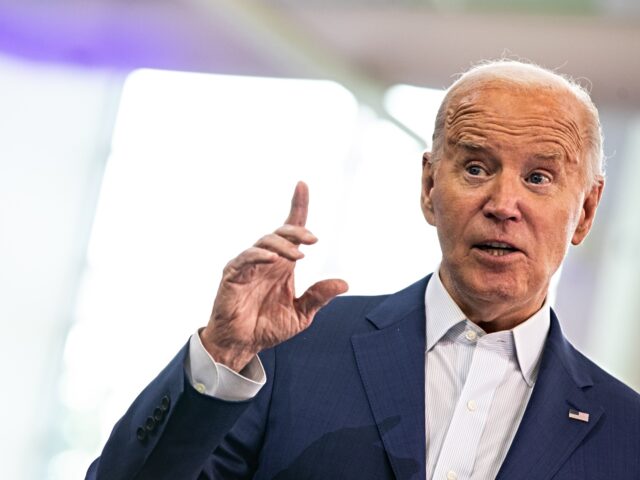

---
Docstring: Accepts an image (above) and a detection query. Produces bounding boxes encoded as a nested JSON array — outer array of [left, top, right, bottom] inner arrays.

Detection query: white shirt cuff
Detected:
[[184, 330, 266, 401]]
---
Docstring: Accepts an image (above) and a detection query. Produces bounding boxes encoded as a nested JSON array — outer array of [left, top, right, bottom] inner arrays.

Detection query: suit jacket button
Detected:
[[153, 407, 164, 423], [145, 416, 156, 432], [136, 426, 147, 442], [160, 395, 171, 412]]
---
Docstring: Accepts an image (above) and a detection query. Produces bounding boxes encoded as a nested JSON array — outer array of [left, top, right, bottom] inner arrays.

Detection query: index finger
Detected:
[[285, 181, 309, 227]]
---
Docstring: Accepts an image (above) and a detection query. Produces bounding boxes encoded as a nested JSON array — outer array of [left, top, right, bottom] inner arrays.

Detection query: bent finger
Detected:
[[274, 224, 318, 245], [255, 233, 304, 261]]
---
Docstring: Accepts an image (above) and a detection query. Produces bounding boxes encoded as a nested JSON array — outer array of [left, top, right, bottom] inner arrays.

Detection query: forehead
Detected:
[[444, 85, 586, 162]]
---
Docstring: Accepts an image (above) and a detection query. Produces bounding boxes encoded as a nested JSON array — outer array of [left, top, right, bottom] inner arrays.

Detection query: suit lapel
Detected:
[[497, 312, 603, 480], [351, 277, 429, 480]]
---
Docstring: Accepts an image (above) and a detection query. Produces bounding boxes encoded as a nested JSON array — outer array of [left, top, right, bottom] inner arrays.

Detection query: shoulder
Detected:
[[548, 312, 640, 411], [315, 294, 390, 321], [269, 276, 429, 366], [307, 275, 432, 338], [555, 336, 640, 428], [298, 293, 391, 342], [572, 346, 640, 410]]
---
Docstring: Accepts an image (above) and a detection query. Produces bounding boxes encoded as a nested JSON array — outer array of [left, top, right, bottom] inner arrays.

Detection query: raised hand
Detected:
[[200, 182, 349, 372]]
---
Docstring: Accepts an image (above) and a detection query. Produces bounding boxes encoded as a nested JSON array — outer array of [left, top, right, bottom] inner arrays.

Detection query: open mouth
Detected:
[[473, 242, 520, 257]]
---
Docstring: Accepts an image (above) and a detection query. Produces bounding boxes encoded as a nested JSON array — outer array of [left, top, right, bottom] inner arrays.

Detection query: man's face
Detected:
[[421, 85, 603, 329]]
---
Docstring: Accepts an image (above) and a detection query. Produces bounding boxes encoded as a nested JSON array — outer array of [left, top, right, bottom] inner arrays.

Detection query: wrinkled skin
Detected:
[[201, 182, 348, 372], [421, 85, 604, 332]]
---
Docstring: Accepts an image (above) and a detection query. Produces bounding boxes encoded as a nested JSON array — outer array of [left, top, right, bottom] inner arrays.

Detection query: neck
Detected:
[[438, 273, 548, 333]]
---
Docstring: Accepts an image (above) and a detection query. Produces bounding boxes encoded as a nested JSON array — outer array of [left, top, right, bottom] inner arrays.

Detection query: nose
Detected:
[[482, 175, 523, 222]]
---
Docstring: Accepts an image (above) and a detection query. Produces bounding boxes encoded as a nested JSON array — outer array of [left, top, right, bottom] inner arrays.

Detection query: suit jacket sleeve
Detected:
[[85, 342, 276, 480]]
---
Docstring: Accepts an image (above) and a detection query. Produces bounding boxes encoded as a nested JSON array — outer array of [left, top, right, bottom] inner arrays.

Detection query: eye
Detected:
[[526, 171, 551, 185], [466, 164, 487, 176]]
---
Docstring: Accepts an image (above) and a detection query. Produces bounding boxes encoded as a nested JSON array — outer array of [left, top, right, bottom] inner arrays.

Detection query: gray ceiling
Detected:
[[0, 1, 638, 107]]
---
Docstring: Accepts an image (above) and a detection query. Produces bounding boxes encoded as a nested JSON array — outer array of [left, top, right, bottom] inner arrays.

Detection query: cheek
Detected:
[[432, 184, 477, 224], [430, 190, 451, 229], [535, 216, 574, 266], [431, 190, 469, 247], [560, 199, 585, 240], [431, 181, 458, 214]]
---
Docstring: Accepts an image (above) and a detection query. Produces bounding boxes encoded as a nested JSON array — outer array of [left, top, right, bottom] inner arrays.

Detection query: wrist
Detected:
[[199, 329, 256, 373]]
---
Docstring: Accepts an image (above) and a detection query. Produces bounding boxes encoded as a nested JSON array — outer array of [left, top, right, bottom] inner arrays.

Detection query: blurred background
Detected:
[[1, 0, 639, 478]]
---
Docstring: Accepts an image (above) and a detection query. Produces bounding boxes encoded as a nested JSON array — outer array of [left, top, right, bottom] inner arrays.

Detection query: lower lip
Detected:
[[471, 247, 524, 263]]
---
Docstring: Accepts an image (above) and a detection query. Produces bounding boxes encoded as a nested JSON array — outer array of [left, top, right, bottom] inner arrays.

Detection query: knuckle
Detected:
[[223, 259, 236, 272], [256, 234, 276, 246]]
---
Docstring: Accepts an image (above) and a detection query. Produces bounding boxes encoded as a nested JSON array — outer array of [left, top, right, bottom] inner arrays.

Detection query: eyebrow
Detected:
[[532, 151, 563, 161], [453, 139, 486, 151], [453, 139, 564, 162]]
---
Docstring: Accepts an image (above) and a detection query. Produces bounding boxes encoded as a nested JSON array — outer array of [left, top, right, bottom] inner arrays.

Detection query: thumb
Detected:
[[296, 279, 349, 319]]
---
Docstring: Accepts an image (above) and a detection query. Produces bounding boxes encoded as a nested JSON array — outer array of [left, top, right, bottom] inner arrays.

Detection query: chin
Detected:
[[460, 269, 529, 305]]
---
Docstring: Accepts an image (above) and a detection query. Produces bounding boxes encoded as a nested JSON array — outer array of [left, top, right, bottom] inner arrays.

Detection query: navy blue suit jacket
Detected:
[[87, 276, 640, 479]]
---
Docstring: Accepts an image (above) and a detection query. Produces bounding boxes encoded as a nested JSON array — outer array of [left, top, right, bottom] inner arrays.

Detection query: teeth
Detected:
[[486, 248, 509, 256], [475, 242, 518, 256], [484, 242, 512, 248]]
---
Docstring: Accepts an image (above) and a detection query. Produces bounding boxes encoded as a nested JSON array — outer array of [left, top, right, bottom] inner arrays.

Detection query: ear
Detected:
[[421, 152, 437, 226], [571, 177, 604, 245]]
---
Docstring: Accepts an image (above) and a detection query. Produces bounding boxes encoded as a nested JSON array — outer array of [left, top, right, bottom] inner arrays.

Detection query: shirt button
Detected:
[[467, 400, 477, 411], [465, 330, 477, 341], [446, 470, 458, 480], [194, 382, 206, 394]]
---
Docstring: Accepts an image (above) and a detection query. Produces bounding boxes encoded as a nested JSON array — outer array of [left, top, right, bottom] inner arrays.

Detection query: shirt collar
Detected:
[[425, 267, 551, 387], [511, 299, 550, 386], [425, 269, 467, 352]]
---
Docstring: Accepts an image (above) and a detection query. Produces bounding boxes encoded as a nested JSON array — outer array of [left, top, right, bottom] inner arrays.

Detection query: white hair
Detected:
[[431, 59, 604, 186]]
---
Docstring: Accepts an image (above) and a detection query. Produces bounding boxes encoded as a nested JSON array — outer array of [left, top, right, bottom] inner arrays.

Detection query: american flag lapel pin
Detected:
[[568, 409, 590, 423]]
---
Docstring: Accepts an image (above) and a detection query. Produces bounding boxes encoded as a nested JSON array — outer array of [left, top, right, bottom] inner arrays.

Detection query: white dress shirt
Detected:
[[425, 272, 550, 480], [185, 271, 550, 479]]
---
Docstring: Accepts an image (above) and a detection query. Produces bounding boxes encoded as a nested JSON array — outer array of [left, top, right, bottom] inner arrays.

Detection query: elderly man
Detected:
[[87, 60, 639, 479]]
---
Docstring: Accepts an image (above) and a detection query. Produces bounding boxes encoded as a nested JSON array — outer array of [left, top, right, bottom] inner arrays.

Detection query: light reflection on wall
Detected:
[[0, 52, 122, 480]]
